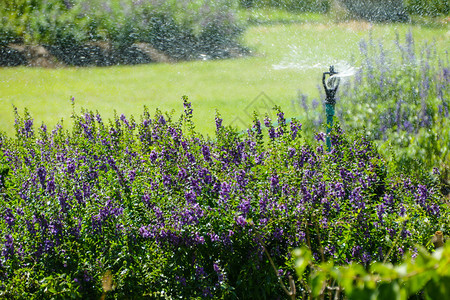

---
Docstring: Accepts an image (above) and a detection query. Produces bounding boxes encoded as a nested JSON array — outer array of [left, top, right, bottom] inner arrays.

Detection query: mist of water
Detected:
[[272, 44, 358, 80], [273, 60, 355, 71], [273, 49, 358, 88]]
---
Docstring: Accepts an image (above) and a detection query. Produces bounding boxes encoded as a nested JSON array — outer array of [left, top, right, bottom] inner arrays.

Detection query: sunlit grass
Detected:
[[0, 14, 448, 137]]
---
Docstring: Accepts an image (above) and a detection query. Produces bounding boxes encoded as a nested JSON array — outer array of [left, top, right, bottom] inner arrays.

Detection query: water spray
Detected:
[[322, 66, 340, 151]]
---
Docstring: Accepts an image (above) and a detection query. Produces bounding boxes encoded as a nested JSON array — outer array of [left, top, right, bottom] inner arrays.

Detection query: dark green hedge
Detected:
[[0, 0, 245, 65]]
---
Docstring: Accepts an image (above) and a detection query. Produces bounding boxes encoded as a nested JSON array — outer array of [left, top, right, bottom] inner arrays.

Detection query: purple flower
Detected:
[[158, 115, 166, 125], [67, 161, 76, 174], [235, 169, 248, 189], [268, 127, 276, 139], [235, 215, 247, 227], [40, 124, 47, 134], [264, 116, 271, 127], [47, 177, 56, 194], [377, 203, 386, 222], [237, 197, 251, 215], [175, 275, 186, 286], [383, 193, 394, 207], [83, 270, 92, 282], [128, 170, 136, 183], [59, 192, 71, 212], [183, 98, 193, 115], [253, 119, 262, 135], [162, 174, 172, 188], [202, 287, 212, 298], [270, 173, 279, 192], [208, 232, 219, 242], [196, 266, 206, 277], [312, 98, 319, 110], [2, 234, 14, 260], [314, 132, 326, 142], [259, 193, 269, 214], [324, 245, 335, 256], [202, 145, 211, 162], [351, 245, 362, 260], [120, 113, 127, 123], [290, 121, 302, 139], [277, 111, 285, 125], [22, 118, 34, 138], [168, 126, 181, 143], [74, 189, 85, 206], [149, 150, 158, 163], [273, 227, 284, 240], [276, 127, 284, 137], [361, 252, 371, 264], [3, 208, 15, 229], [300, 93, 308, 112], [399, 204, 406, 216], [43, 239, 54, 253], [185, 190, 197, 204], [415, 184, 428, 207], [349, 187, 365, 210], [194, 232, 205, 244], [177, 168, 187, 181], [215, 115, 223, 131], [219, 182, 231, 203], [213, 262, 220, 273], [186, 152, 196, 163], [37, 166, 47, 188], [432, 167, 440, 175]]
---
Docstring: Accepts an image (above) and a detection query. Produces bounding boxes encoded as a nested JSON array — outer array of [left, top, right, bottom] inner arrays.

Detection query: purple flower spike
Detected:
[[315, 132, 326, 142], [235, 215, 247, 227], [264, 116, 271, 127], [202, 145, 212, 162]]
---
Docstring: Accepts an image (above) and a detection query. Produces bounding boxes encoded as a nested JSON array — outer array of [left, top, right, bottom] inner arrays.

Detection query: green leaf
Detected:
[[371, 262, 397, 278], [402, 265, 433, 296], [311, 271, 327, 298], [413, 246, 438, 269], [293, 247, 312, 277], [349, 287, 377, 300], [376, 280, 406, 300], [331, 264, 368, 295], [424, 276, 450, 299]]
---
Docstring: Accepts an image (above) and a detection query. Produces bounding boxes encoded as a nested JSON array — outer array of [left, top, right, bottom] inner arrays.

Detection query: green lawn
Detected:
[[1, 12, 448, 137]]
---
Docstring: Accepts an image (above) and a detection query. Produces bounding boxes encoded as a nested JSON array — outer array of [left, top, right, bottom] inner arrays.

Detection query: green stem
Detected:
[[325, 103, 335, 151]]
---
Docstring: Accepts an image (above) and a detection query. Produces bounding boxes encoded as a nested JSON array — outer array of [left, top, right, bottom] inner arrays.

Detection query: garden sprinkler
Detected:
[[322, 66, 340, 151]]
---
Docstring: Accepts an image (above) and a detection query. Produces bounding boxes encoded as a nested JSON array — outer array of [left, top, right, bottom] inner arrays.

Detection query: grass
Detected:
[[0, 10, 448, 137]]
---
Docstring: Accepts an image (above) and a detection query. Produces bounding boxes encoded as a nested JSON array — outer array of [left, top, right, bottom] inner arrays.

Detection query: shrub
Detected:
[[404, 0, 450, 17], [0, 99, 447, 298], [340, 0, 409, 22], [0, 0, 245, 65]]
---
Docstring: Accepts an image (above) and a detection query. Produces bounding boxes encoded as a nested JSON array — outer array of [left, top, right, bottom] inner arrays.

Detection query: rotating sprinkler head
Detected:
[[326, 74, 340, 90], [322, 66, 340, 105], [322, 66, 340, 152]]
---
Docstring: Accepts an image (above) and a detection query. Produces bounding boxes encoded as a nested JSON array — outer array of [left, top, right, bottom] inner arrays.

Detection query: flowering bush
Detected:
[[0, 98, 447, 298]]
